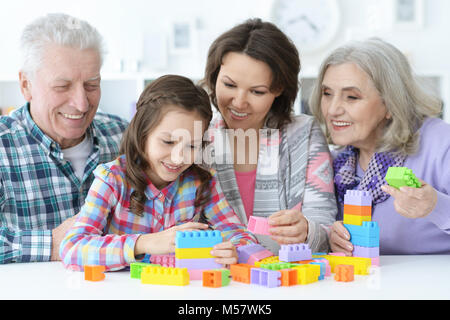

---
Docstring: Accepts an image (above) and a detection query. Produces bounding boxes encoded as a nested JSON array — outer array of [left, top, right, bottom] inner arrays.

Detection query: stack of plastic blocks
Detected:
[[247, 216, 270, 235], [150, 253, 175, 267], [236, 243, 273, 265], [385, 167, 421, 189], [278, 243, 312, 262], [175, 230, 223, 280], [202, 269, 231, 288], [343, 190, 380, 266]]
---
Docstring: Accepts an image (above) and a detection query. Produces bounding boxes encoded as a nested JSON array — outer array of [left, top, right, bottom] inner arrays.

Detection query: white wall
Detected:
[[0, 0, 449, 122]]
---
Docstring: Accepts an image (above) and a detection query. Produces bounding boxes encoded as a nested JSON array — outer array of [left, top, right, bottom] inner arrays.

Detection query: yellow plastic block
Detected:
[[141, 266, 189, 286], [254, 256, 279, 267], [323, 255, 371, 275], [343, 214, 371, 226], [175, 247, 214, 259], [292, 264, 320, 285]]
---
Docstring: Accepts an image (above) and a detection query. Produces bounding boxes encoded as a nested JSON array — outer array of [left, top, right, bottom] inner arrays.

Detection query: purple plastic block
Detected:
[[353, 245, 380, 258], [248, 216, 270, 235], [278, 243, 312, 262], [237, 244, 268, 264], [250, 268, 281, 288], [344, 190, 373, 206], [175, 258, 222, 269]]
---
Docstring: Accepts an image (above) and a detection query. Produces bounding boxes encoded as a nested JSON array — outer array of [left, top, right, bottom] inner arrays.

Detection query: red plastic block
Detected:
[[334, 264, 354, 282], [84, 265, 105, 282]]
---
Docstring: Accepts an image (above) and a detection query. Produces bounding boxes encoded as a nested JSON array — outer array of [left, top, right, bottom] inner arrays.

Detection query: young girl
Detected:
[[59, 75, 256, 271]]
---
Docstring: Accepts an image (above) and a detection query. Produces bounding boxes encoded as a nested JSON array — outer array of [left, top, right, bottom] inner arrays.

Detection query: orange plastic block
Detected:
[[344, 204, 372, 216], [230, 264, 253, 283], [280, 269, 298, 286], [203, 270, 222, 288], [293, 259, 314, 264], [334, 264, 354, 282], [84, 265, 105, 282]]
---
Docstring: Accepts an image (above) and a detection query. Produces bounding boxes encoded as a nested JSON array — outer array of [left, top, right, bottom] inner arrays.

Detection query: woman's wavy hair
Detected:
[[309, 38, 443, 155], [201, 18, 300, 129], [120, 75, 213, 217]]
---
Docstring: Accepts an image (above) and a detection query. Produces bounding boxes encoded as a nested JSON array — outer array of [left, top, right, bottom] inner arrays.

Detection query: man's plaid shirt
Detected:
[[0, 104, 128, 264]]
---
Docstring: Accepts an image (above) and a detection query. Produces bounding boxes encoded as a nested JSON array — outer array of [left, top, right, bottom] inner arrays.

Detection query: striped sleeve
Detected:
[[59, 165, 139, 271]]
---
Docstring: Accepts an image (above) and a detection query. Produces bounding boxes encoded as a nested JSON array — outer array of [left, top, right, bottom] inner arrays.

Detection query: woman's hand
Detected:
[[381, 179, 437, 219], [134, 222, 209, 256], [267, 209, 309, 244], [210, 241, 238, 266], [329, 221, 353, 256]]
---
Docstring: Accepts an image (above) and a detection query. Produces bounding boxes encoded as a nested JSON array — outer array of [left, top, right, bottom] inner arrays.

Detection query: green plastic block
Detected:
[[385, 167, 421, 189], [220, 269, 230, 287], [130, 262, 161, 279], [260, 262, 295, 270]]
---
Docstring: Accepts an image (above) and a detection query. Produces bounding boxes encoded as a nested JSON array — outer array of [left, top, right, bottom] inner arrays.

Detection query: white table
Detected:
[[0, 255, 449, 300]]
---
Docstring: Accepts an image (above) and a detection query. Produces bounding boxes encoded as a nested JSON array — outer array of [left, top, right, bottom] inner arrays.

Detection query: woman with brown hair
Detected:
[[202, 18, 337, 253], [60, 75, 256, 271]]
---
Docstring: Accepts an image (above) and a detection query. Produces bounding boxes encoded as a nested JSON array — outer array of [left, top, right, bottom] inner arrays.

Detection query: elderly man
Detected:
[[0, 13, 128, 264]]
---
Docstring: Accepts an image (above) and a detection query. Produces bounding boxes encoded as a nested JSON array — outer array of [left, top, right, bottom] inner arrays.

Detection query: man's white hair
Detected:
[[20, 13, 105, 77]]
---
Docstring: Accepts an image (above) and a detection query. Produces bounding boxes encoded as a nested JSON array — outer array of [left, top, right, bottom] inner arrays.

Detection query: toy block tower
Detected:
[[343, 190, 380, 266], [385, 167, 421, 189], [175, 230, 223, 280]]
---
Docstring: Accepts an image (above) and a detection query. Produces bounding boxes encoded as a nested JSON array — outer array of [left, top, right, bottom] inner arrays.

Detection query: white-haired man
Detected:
[[0, 13, 128, 263]]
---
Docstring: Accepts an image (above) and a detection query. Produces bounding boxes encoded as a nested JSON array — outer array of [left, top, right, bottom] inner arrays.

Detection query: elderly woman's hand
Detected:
[[381, 179, 437, 219], [268, 209, 309, 244], [329, 221, 353, 256]]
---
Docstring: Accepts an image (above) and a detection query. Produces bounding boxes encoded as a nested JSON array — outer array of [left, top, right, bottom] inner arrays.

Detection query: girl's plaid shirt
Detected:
[[60, 155, 256, 271]]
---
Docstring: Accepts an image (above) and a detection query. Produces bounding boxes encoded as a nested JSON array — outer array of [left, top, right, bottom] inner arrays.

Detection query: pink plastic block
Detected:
[[248, 216, 270, 235], [175, 258, 222, 269], [370, 257, 380, 266], [247, 249, 274, 265], [150, 254, 175, 267], [314, 258, 331, 277], [187, 269, 207, 280]]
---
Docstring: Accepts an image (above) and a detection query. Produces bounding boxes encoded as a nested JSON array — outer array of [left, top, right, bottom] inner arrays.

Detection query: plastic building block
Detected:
[[259, 262, 294, 271], [175, 258, 222, 269], [84, 265, 106, 282], [323, 255, 371, 275], [230, 264, 253, 283], [344, 204, 372, 216], [175, 230, 222, 248], [237, 243, 273, 264], [202, 269, 230, 288], [248, 216, 270, 235], [187, 269, 207, 280], [254, 256, 279, 267], [175, 247, 214, 259], [343, 214, 372, 226], [250, 268, 281, 288], [344, 222, 380, 247], [280, 269, 298, 286], [385, 167, 421, 189], [313, 258, 331, 277], [310, 262, 326, 280], [141, 266, 189, 286], [279, 243, 312, 262], [292, 264, 320, 285], [344, 190, 372, 206], [353, 245, 380, 258], [334, 264, 354, 282], [130, 262, 161, 279], [150, 254, 175, 267]]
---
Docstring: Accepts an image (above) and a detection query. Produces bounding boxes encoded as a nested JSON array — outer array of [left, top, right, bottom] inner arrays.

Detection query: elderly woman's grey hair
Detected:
[[309, 37, 442, 156], [20, 13, 106, 78]]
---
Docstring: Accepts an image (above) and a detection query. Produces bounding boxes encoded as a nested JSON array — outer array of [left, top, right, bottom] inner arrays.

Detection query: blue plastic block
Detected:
[[344, 221, 380, 239], [344, 190, 372, 206], [175, 230, 222, 248], [350, 235, 379, 247]]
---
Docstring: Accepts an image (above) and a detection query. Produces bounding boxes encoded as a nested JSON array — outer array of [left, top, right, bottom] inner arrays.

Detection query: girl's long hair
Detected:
[[120, 75, 213, 217]]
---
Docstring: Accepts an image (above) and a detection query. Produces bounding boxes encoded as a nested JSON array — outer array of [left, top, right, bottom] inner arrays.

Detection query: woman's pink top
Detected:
[[235, 169, 257, 221]]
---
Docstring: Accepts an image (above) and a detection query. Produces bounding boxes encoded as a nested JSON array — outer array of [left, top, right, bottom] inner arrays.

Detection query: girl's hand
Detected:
[[134, 222, 209, 256], [329, 221, 353, 256], [381, 179, 437, 219], [268, 209, 309, 244], [210, 241, 238, 266]]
